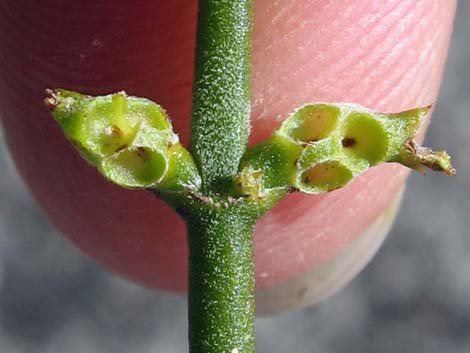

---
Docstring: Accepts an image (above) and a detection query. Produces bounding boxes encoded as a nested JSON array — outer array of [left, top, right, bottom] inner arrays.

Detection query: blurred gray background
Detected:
[[1, 2, 469, 353]]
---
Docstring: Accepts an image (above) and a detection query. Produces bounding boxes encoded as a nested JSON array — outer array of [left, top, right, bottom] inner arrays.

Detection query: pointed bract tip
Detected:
[[423, 103, 433, 112], [44, 88, 60, 111], [404, 140, 456, 177]]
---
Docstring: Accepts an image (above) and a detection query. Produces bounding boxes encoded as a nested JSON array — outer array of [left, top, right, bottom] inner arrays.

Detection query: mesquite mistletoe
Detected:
[[45, 1, 454, 353]]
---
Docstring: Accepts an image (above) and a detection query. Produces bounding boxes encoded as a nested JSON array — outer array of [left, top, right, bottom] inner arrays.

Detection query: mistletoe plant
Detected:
[[45, 1, 454, 352]]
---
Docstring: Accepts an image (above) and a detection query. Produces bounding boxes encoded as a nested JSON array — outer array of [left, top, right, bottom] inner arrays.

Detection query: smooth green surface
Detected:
[[190, 0, 254, 193]]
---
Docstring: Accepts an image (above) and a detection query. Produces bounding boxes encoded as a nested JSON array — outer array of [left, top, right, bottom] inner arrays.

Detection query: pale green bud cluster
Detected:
[[237, 103, 454, 197], [46, 90, 453, 203], [46, 89, 200, 191]]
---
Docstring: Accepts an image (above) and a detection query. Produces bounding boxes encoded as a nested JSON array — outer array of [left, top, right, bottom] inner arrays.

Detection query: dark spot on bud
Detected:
[[110, 125, 123, 138], [341, 137, 356, 148], [136, 147, 149, 161]]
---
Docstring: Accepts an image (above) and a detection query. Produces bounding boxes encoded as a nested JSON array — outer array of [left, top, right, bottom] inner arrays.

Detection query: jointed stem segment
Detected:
[[186, 207, 256, 353], [190, 0, 254, 194]]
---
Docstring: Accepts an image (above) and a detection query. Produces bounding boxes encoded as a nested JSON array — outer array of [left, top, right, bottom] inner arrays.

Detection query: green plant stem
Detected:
[[187, 1, 256, 351], [190, 0, 254, 193], [186, 206, 256, 353]]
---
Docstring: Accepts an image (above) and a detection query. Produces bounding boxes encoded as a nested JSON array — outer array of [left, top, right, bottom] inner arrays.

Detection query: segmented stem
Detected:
[[190, 0, 254, 194]]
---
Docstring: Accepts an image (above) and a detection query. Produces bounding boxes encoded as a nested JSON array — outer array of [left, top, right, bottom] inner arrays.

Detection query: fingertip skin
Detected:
[[0, 1, 456, 291]]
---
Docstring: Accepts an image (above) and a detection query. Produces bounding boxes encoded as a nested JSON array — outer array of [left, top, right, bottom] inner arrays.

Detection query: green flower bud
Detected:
[[236, 135, 302, 197], [46, 89, 200, 190], [238, 103, 454, 197]]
